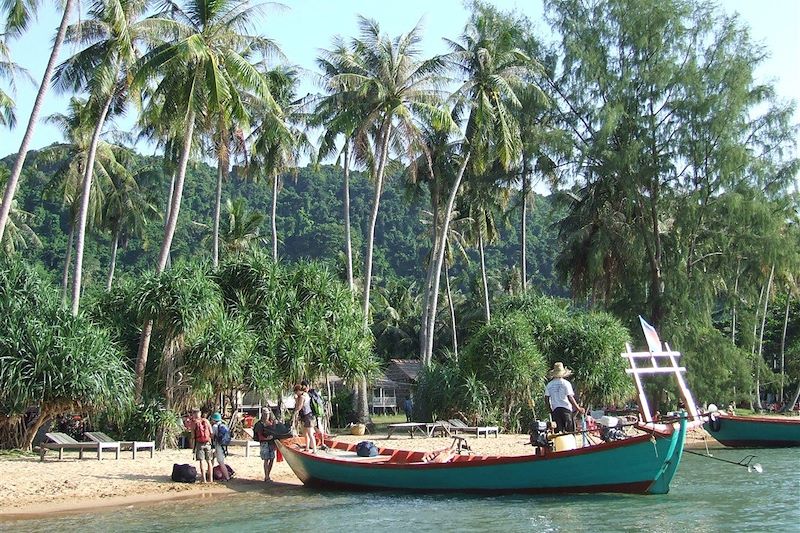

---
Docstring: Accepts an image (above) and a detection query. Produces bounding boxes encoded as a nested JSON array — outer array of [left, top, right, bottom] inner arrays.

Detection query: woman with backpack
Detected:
[[210, 412, 231, 481], [292, 384, 318, 453]]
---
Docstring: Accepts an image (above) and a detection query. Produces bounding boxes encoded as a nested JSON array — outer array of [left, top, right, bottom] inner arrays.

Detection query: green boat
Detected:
[[278, 320, 700, 495], [704, 414, 800, 448], [276, 416, 688, 495]]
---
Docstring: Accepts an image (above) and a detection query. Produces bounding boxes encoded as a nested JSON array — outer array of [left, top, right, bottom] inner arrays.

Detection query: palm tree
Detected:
[[248, 66, 310, 262], [421, 4, 531, 365], [53, 0, 151, 315], [218, 197, 264, 255], [130, 0, 276, 400], [0, 0, 78, 244], [331, 17, 451, 325], [102, 161, 161, 289], [0, 36, 34, 128]]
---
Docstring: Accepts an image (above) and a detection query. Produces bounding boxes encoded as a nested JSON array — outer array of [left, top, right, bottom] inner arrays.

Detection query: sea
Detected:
[[2, 448, 798, 532]]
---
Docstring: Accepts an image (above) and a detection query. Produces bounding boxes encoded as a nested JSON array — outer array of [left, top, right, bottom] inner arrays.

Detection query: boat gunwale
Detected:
[[714, 413, 800, 426], [276, 425, 678, 471]]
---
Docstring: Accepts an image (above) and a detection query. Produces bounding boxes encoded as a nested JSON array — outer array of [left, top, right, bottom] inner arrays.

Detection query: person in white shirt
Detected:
[[544, 362, 584, 433]]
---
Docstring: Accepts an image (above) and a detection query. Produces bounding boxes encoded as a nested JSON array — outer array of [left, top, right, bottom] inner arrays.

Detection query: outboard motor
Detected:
[[596, 415, 626, 442], [529, 420, 553, 449]]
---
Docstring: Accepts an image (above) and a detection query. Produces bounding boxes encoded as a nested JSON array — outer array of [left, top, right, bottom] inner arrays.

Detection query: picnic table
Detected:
[[387, 422, 428, 438]]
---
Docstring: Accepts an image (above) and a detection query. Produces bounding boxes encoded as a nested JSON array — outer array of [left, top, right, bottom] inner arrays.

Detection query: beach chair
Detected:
[[447, 419, 500, 438], [229, 427, 260, 457], [39, 432, 120, 461], [84, 432, 155, 459]]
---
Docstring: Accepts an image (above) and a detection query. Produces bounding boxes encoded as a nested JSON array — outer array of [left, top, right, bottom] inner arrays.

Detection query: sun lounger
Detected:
[[84, 432, 155, 459], [447, 419, 499, 438], [387, 422, 428, 438], [39, 432, 120, 461], [229, 427, 260, 457]]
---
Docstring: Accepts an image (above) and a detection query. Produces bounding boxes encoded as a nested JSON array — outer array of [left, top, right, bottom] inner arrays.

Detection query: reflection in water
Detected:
[[4, 449, 799, 533]]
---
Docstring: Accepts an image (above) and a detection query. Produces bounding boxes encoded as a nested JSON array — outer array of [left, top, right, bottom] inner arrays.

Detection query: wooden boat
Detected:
[[278, 319, 702, 495], [276, 417, 688, 495], [704, 413, 800, 448]]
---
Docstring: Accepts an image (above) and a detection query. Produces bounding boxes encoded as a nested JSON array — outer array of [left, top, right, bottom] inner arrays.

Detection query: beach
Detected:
[[0, 427, 717, 518]]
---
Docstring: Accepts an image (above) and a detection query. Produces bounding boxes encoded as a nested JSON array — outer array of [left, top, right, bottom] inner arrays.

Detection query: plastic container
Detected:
[[552, 433, 577, 452]]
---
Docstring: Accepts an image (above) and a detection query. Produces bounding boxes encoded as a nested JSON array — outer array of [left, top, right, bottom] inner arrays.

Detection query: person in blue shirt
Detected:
[[402, 396, 413, 422]]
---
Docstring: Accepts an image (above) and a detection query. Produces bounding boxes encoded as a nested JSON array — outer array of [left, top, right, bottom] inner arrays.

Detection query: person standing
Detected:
[[209, 412, 231, 481], [544, 362, 585, 433], [253, 408, 276, 482], [403, 396, 413, 422], [183, 408, 214, 483], [293, 384, 317, 453]]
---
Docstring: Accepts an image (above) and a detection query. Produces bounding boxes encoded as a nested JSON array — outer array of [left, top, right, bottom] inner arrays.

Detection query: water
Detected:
[[3, 449, 798, 533]]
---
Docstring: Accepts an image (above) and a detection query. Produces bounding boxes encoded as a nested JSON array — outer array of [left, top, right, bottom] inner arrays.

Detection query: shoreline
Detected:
[[0, 430, 723, 520]]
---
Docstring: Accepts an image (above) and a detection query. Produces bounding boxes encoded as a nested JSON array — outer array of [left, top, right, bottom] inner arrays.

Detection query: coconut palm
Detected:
[[219, 197, 264, 256], [248, 66, 311, 262], [0, 36, 34, 128], [102, 161, 161, 289], [52, 0, 152, 315], [0, 0, 78, 245], [421, 4, 531, 365], [131, 0, 278, 400]]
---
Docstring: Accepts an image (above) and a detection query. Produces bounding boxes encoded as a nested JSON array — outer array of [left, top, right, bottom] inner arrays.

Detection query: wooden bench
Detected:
[[85, 432, 155, 459], [39, 432, 120, 461], [387, 423, 428, 438]]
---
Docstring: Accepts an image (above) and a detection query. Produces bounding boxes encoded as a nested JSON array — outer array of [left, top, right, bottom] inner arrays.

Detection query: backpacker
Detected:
[[212, 464, 235, 481], [171, 463, 197, 483], [356, 440, 378, 457], [216, 423, 232, 446], [309, 389, 324, 418], [194, 419, 211, 443]]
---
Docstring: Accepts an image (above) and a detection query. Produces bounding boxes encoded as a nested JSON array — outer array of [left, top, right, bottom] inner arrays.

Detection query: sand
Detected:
[[0, 427, 718, 518]]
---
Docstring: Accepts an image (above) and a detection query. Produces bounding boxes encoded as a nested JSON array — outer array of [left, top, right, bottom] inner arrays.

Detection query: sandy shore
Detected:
[[0, 427, 719, 518]]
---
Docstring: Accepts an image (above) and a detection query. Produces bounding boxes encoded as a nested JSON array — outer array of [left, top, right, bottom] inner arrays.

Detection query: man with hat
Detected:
[[545, 362, 585, 433]]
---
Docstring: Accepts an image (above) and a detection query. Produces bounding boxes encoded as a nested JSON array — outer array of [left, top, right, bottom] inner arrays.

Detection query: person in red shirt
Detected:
[[183, 408, 214, 483], [253, 408, 277, 482]]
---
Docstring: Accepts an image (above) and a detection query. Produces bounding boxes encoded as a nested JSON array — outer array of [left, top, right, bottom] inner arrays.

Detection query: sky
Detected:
[[2, 0, 799, 157]]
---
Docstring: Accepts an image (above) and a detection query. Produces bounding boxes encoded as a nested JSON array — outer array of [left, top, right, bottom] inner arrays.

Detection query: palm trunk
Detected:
[[445, 259, 457, 359], [70, 93, 114, 316], [478, 228, 491, 323], [212, 164, 223, 267], [780, 293, 791, 403], [164, 171, 176, 268], [343, 142, 354, 291], [0, 0, 75, 244], [520, 172, 529, 290], [61, 226, 74, 307], [361, 121, 392, 325], [22, 407, 51, 452], [419, 184, 439, 363], [731, 260, 740, 344], [782, 381, 800, 413], [424, 153, 471, 364], [755, 264, 775, 411], [134, 108, 196, 401], [106, 228, 120, 290], [271, 171, 278, 262]]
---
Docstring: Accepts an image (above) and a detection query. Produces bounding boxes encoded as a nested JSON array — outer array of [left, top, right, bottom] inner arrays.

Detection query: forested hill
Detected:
[[2, 146, 565, 295]]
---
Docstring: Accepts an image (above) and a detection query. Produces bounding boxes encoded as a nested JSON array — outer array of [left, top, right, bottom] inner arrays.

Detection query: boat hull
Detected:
[[704, 414, 800, 448], [276, 418, 687, 495]]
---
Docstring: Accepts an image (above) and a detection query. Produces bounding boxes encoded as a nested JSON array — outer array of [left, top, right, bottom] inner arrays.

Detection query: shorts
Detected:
[[194, 442, 212, 461], [551, 407, 575, 433], [260, 442, 275, 461], [301, 413, 315, 428]]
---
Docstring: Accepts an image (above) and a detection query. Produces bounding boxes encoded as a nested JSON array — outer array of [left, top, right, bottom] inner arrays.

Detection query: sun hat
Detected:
[[548, 362, 573, 379], [210, 412, 222, 422]]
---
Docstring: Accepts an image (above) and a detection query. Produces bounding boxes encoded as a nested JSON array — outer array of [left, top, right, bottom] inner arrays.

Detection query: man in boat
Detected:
[[545, 362, 585, 433], [253, 408, 277, 482]]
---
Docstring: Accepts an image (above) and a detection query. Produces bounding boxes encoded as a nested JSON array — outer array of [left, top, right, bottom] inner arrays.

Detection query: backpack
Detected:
[[216, 424, 232, 446], [194, 419, 211, 443], [212, 464, 235, 481], [356, 440, 378, 457], [171, 463, 197, 483], [309, 389, 324, 418]]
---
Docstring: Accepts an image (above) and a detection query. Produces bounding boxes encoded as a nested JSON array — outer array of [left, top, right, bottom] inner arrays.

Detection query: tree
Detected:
[[0, 257, 132, 450], [217, 197, 265, 256], [0, 35, 34, 128], [131, 0, 277, 400], [0, 0, 77, 245], [54, 0, 152, 315]]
